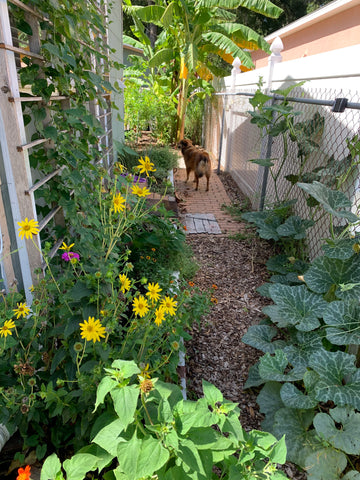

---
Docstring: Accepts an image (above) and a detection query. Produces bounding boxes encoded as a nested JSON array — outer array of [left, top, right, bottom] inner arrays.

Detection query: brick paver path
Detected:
[[174, 167, 244, 235]]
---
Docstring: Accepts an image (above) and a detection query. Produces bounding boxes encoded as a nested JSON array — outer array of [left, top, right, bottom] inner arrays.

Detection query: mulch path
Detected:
[[174, 171, 306, 480]]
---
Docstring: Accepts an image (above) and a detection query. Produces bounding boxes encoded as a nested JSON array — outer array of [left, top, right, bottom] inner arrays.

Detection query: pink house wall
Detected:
[[252, 4, 360, 69]]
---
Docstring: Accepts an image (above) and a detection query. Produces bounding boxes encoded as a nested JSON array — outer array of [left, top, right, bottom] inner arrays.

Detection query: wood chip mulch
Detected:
[[176, 172, 306, 480]]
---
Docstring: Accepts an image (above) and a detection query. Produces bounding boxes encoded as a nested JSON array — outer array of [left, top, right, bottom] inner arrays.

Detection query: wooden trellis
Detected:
[[0, 0, 116, 301]]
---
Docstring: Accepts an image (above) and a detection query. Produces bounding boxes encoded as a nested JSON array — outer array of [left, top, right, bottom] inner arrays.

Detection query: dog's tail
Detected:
[[196, 154, 210, 178]]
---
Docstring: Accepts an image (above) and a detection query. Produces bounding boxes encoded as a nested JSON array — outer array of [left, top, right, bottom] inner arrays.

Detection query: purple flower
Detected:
[[62, 252, 80, 262]]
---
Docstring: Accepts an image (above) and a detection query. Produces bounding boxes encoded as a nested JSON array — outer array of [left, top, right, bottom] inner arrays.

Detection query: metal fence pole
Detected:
[[259, 37, 283, 210]]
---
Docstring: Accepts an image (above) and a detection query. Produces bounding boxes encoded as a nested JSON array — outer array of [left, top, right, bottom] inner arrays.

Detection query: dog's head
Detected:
[[178, 138, 193, 151]]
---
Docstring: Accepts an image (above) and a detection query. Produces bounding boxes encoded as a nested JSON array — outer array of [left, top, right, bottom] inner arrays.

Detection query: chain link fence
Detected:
[[205, 86, 360, 259]]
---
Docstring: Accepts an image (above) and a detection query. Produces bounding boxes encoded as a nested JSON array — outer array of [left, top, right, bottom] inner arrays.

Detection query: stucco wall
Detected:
[[252, 3, 360, 68]]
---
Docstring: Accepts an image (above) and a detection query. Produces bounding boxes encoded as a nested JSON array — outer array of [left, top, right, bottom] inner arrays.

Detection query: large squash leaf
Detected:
[[241, 324, 286, 353], [309, 349, 360, 409], [263, 284, 327, 331], [258, 350, 304, 382], [323, 300, 360, 345], [322, 237, 359, 260], [284, 331, 324, 370], [304, 447, 347, 480], [304, 254, 360, 301], [272, 407, 320, 467], [280, 371, 318, 410], [313, 407, 360, 455], [297, 181, 359, 223], [276, 216, 314, 239], [257, 381, 284, 432]]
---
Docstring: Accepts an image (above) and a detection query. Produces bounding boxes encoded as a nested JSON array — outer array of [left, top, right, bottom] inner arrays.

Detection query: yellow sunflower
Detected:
[[146, 282, 162, 303], [79, 317, 106, 343], [59, 241, 75, 251], [131, 184, 151, 197], [13, 302, 30, 319], [160, 296, 177, 316], [0, 320, 16, 338], [132, 295, 149, 318], [113, 193, 126, 213], [137, 156, 156, 177], [119, 273, 131, 293], [17, 218, 39, 240], [154, 305, 166, 326]]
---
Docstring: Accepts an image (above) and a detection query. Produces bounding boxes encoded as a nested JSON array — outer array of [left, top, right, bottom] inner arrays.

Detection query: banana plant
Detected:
[[123, 0, 283, 142]]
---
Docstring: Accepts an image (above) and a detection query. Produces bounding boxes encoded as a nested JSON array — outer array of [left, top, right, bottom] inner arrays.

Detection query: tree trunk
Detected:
[[176, 78, 188, 143]]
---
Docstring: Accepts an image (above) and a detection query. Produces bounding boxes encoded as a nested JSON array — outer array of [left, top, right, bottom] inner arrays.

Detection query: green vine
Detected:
[[11, 0, 123, 241]]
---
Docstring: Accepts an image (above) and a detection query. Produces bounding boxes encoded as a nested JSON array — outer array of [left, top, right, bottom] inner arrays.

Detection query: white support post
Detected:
[[0, 0, 41, 298], [266, 36, 283, 93], [225, 57, 242, 172]]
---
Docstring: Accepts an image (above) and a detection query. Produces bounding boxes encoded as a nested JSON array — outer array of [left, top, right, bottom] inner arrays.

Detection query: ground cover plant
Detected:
[[241, 84, 360, 479]]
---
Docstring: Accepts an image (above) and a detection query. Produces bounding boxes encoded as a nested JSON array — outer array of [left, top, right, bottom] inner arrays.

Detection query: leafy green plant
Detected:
[[242, 152, 360, 478], [40, 359, 289, 480], [0, 167, 210, 459], [124, 78, 177, 145]]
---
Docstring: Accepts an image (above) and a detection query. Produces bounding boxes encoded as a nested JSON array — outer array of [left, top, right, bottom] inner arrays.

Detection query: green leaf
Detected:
[[63, 453, 99, 480], [134, 5, 166, 23], [248, 158, 275, 167], [257, 382, 284, 433], [202, 31, 254, 69], [116, 434, 169, 479], [313, 407, 360, 455], [92, 419, 126, 456], [273, 408, 320, 467], [202, 380, 223, 405], [280, 383, 318, 409], [309, 349, 360, 409], [322, 237, 358, 260], [148, 48, 175, 68], [50, 349, 66, 375], [258, 350, 304, 382], [93, 376, 117, 412], [177, 438, 207, 476], [244, 363, 264, 388], [297, 181, 359, 223], [111, 385, 139, 428], [268, 435, 287, 464], [263, 284, 327, 331], [110, 359, 141, 378], [43, 126, 58, 141], [40, 453, 62, 480], [276, 216, 314, 239], [304, 447, 347, 480], [242, 325, 286, 353], [284, 331, 324, 370], [69, 281, 92, 301], [76, 444, 113, 473], [342, 472, 360, 480], [304, 254, 360, 301], [323, 300, 360, 345], [187, 428, 220, 450], [42, 43, 61, 58]]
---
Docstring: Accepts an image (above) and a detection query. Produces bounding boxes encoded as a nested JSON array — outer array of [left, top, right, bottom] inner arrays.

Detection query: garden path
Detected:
[[174, 168, 306, 480]]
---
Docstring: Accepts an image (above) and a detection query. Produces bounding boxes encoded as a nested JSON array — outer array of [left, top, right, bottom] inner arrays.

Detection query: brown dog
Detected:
[[178, 139, 211, 191]]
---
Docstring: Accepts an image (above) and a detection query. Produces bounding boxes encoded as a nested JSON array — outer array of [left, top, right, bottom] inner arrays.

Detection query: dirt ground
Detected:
[[175, 171, 306, 480]]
